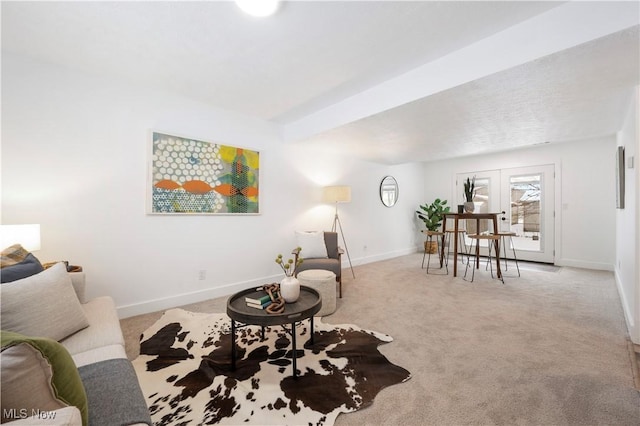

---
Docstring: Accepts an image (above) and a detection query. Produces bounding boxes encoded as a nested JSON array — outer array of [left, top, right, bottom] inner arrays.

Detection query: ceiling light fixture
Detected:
[[236, 0, 280, 17]]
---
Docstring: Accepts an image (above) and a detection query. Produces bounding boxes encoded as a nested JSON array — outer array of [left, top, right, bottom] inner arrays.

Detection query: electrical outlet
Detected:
[[198, 270, 206, 280]]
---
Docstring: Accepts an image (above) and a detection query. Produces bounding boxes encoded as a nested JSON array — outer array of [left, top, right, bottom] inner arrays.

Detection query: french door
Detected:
[[455, 164, 555, 263]]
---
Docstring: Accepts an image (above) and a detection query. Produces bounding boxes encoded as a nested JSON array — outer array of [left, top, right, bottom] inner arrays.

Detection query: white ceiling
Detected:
[[2, 1, 639, 164]]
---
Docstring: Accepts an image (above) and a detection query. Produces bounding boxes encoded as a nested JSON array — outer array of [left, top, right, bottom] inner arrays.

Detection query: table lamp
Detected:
[[0, 224, 42, 251]]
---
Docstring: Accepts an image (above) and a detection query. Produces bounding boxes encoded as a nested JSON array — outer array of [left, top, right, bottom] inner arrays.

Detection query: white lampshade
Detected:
[[323, 186, 352, 203], [236, 0, 280, 17], [0, 224, 41, 251]]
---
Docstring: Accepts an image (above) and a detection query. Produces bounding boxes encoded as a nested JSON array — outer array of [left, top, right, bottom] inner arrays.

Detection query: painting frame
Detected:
[[616, 145, 625, 209], [147, 131, 260, 215]]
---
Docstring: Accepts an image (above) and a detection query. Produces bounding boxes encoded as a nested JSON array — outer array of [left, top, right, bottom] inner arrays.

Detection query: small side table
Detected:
[[297, 269, 337, 316]]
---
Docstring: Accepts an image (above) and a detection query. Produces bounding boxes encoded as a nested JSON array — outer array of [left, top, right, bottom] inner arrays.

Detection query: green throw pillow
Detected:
[[0, 330, 88, 426]]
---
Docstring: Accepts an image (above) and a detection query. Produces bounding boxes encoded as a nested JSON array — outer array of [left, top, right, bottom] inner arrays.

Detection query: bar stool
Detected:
[[464, 234, 504, 284], [445, 229, 467, 266], [492, 232, 520, 277], [421, 230, 448, 274]]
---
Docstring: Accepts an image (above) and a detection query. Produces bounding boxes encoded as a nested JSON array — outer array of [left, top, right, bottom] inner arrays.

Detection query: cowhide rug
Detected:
[[132, 308, 411, 425]]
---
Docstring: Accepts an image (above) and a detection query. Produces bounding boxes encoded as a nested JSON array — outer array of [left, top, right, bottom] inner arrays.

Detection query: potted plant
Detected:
[[416, 199, 450, 253], [463, 176, 476, 213]]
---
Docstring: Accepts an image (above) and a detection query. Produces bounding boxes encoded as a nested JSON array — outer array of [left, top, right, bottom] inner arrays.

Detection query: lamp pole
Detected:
[[332, 202, 355, 279]]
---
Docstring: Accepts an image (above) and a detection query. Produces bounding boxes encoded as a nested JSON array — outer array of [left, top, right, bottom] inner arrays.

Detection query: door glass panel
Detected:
[[510, 174, 541, 252], [501, 164, 554, 263]]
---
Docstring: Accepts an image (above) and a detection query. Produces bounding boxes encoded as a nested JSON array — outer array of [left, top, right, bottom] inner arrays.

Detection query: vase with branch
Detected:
[[275, 251, 303, 303]]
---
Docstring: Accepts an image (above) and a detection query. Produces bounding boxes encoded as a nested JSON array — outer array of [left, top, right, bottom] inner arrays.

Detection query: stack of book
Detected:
[[245, 293, 277, 310]]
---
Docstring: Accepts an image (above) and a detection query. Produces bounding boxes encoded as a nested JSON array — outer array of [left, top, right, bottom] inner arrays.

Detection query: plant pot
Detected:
[[464, 202, 475, 213], [280, 276, 300, 303], [424, 240, 438, 254]]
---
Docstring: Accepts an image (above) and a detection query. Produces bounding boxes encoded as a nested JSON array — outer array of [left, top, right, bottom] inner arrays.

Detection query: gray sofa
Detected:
[[1, 263, 151, 425]]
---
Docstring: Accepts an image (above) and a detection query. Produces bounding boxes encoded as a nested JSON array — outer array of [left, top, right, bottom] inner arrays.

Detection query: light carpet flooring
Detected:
[[121, 254, 640, 425]]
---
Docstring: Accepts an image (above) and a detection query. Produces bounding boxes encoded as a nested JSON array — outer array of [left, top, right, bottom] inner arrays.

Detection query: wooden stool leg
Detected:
[[493, 238, 505, 284]]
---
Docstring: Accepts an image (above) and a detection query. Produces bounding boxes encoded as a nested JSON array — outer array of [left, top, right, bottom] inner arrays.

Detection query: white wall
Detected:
[[421, 137, 617, 270], [1, 54, 424, 317], [616, 87, 639, 344]]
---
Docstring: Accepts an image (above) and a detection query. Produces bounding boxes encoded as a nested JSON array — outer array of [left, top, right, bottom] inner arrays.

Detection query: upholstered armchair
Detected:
[[292, 231, 344, 298]]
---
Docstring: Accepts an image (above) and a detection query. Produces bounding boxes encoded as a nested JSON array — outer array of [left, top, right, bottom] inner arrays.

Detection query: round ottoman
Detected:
[[297, 269, 337, 316]]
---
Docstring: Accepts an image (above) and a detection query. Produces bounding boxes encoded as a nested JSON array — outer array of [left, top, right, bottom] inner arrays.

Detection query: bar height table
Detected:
[[441, 212, 502, 278]]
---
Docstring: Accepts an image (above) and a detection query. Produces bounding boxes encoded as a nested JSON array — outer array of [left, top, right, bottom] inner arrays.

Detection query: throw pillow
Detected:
[[1, 244, 44, 283], [295, 231, 328, 258], [1, 262, 89, 341], [1, 244, 31, 267], [1, 253, 45, 283], [1, 330, 88, 426]]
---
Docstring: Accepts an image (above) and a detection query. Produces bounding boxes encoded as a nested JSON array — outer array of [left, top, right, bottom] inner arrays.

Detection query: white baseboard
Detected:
[[555, 258, 614, 271], [117, 247, 419, 319], [614, 269, 639, 344], [117, 274, 282, 319], [351, 247, 418, 266]]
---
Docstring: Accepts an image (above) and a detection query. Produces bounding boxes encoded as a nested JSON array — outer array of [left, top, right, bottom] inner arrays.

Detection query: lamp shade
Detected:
[[323, 186, 351, 203], [236, 0, 280, 17], [0, 224, 41, 251]]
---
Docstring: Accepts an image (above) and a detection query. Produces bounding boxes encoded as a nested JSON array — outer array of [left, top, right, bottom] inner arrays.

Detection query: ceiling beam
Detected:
[[283, 1, 640, 143]]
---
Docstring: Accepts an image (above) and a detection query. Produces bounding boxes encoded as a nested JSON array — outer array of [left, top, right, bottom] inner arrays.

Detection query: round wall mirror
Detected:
[[380, 176, 398, 207]]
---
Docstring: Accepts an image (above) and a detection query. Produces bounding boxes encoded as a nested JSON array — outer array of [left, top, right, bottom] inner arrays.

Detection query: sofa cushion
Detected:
[[60, 296, 125, 361], [71, 344, 128, 368], [1, 330, 88, 426], [295, 230, 328, 258], [0, 244, 44, 283], [1, 262, 89, 341], [296, 257, 341, 277], [69, 272, 87, 304], [78, 359, 153, 426]]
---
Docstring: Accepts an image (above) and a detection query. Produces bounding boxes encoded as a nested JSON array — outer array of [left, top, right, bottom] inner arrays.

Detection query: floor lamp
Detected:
[[323, 185, 355, 278]]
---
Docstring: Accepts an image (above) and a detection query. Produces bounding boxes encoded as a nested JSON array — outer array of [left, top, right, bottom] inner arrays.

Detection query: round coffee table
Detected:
[[227, 285, 321, 378]]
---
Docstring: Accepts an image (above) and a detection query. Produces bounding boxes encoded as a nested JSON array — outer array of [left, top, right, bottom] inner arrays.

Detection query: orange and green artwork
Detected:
[[150, 132, 259, 214]]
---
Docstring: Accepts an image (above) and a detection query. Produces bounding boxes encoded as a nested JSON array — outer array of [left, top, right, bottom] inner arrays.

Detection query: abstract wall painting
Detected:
[[148, 132, 259, 214]]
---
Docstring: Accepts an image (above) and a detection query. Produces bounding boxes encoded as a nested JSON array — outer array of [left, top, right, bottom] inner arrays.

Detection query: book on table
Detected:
[[245, 293, 277, 305], [246, 300, 272, 310]]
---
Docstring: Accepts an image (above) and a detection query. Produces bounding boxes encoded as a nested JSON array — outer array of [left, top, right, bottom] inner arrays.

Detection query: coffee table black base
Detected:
[[231, 317, 315, 379], [227, 286, 321, 380]]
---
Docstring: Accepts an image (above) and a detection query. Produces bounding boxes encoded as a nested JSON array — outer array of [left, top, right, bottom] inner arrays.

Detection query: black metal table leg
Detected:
[[310, 316, 315, 345], [291, 321, 297, 378], [261, 325, 265, 341], [231, 319, 236, 371]]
